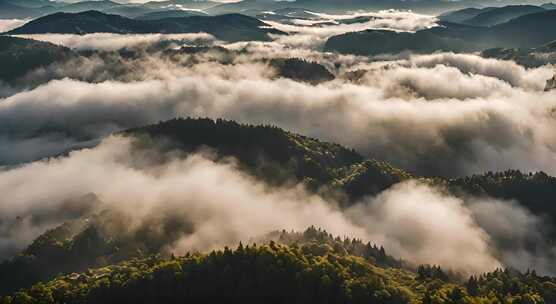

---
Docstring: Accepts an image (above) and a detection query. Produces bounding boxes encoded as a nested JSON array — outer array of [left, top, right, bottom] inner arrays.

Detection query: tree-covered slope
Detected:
[[3, 230, 556, 304], [481, 40, 556, 68], [269, 58, 335, 84], [4, 10, 149, 34], [134, 10, 208, 21], [0, 224, 404, 298], [438, 7, 496, 24], [5, 11, 284, 42], [124, 118, 366, 188], [123, 118, 414, 197], [324, 23, 487, 56], [54, 0, 122, 14], [0, 234, 417, 304], [325, 10, 556, 55], [0, 36, 75, 82], [460, 5, 546, 27], [2, 118, 556, 299], [126, 118, 556, 213], [487, 9, 556, 48], [448, 170, 556, 219]]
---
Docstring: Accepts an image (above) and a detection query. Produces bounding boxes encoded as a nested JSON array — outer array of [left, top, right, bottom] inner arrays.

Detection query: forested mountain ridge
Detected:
[[123, 117, 410, 197], [438, 7, 497, 24], [0, 229, 419, 304], [269, 58, 335, 84], [125, 118, 556, 210], [2, 118, 556, 299], [3, 227, 556, 304], [481, 40, 556, 68], [443, 5, 546, 27], [0, 36, 75, 82], [447, 170, 556, 221], [325, 10, 556, 55], [126, 118, 556, 234], [0, 0, 218, 19], [4, 11, 284, 42], [0, 224, 404, 298], [0, 37, 334, 87]]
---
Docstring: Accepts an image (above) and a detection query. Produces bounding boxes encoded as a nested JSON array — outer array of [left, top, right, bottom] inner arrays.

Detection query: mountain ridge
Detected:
[[5, 10, 284, 42], [325, 9, 556, 55], [1, 117, 556, 297]]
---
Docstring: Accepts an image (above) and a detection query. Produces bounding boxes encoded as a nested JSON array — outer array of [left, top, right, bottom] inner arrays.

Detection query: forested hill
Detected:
[[5, 10, 284, 42], [2, 118, 556, 298], [125, 118, 556, 212], [0, 36, 75, 82], [123, 117, 411, 198], [3, 227, 556, 304], [126, 117, 556, 236], [0, 224, 403, 298], [448, 170, 556, 221], [325, 10, 556, 55]]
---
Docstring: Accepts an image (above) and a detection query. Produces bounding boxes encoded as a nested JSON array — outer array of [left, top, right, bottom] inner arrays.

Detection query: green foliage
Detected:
[[448, 170, 556, 222], [4, 235, 556, 304], [4, 118, 556, 301], [335, 160, 412, 200], [417, 265, 450, 282], [124, 117, 412, 200], [3, 240, 419, 304], [125, 118, 556, 215], [269, 226, 402, 268], [0, 223, 120, 297]]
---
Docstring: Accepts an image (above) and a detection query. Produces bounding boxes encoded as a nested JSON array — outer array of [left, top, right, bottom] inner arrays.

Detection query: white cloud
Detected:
[[0, 19, 29, 33], [14, 33, 218, 51]]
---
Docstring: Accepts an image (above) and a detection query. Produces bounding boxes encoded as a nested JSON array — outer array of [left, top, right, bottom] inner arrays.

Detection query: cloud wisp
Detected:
[[1, 48, 554, 177], [0, 19, 28, 33], [14, 33, 218, 51], [265, 10, 437, 49], [5, 135, 546, 275]]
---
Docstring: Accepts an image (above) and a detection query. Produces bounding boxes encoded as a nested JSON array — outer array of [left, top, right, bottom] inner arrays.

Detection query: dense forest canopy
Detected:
[[3, 228, 556, 304]]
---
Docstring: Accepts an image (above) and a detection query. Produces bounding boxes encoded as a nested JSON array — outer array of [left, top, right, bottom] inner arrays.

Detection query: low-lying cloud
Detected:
[[0, 136, 366, 259], [14, 33, 218, 51], [0, 19, 28, 33], [2, 136, 555, 274], [348, 181, 501, 274], [2, 135, 546, 275], [265, 10, 437, 49], [1, 49, 554, 177]]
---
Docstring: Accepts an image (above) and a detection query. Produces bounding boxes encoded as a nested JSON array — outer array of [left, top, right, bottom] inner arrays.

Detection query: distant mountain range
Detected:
[[482, 40, 556, 68], [541, 2, 556, 9], [204, 0, 555, 15], [325, 9, 556, 55], [0, 0, 219, 19], [134, 9, 208, 21], [4, 10, 284, 42], [440, 4, 549, 26], [1, 0, 556, 19]]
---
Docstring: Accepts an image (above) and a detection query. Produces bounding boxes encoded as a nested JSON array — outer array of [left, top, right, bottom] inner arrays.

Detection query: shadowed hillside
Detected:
[[325, 10, 556, 55], [0, 36, 75, 81], [5, 11, 285, 42]]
